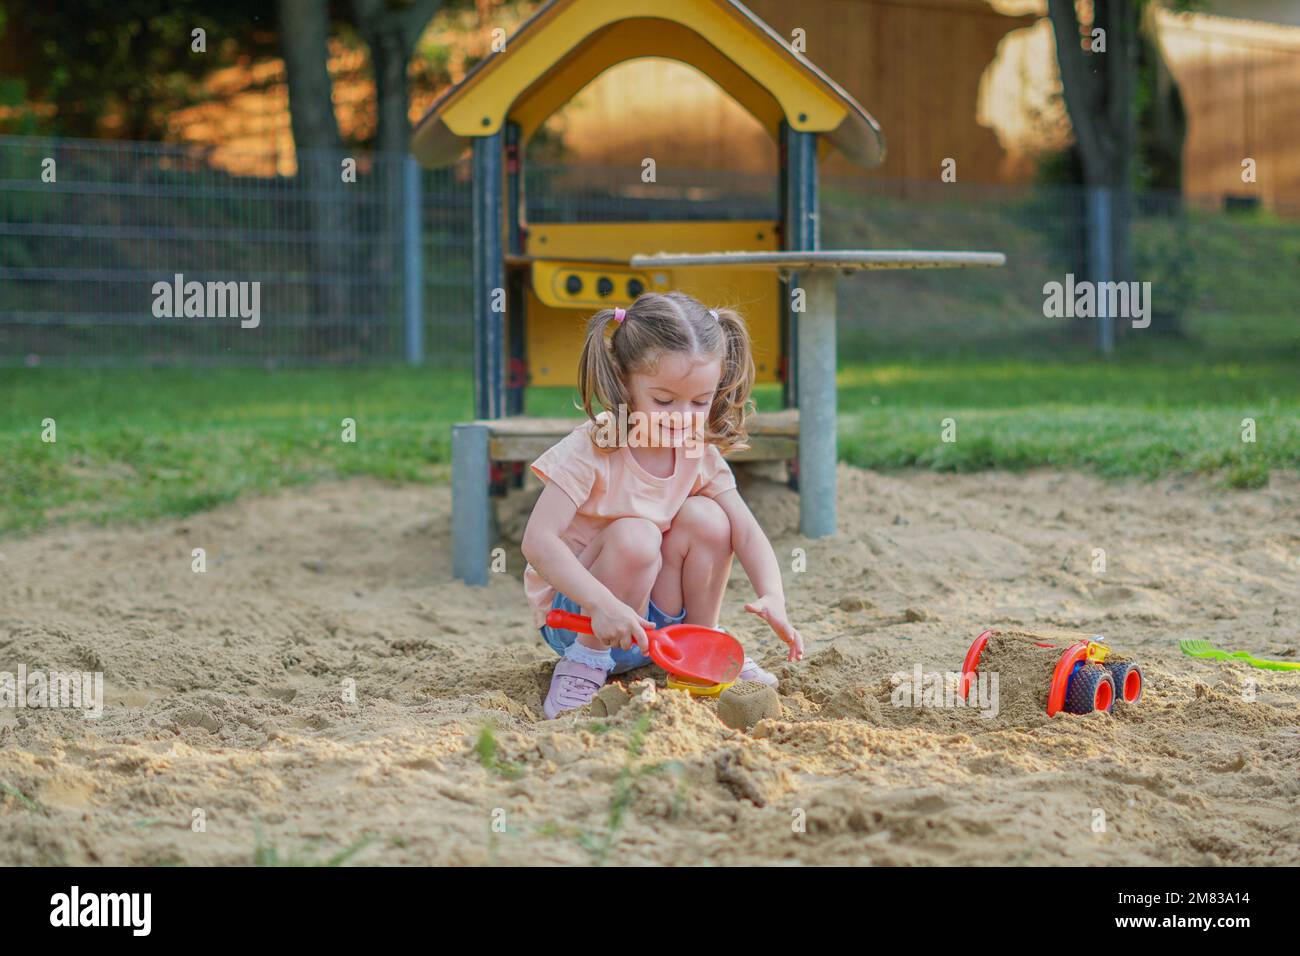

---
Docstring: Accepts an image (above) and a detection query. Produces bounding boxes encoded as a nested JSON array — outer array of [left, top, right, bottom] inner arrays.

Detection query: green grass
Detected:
[[0, 781, 46, 813], [253, 833, 373, 867], [577, 711, 657, 865], [474, 723, 525, 780], [0, 366, 492, 535], [1, 351, 1295, 536], [834, 357, 1298, 483]]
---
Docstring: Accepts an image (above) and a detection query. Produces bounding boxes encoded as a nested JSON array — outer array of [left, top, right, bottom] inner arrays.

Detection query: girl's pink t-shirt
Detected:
[[523, 416, 737, 626]]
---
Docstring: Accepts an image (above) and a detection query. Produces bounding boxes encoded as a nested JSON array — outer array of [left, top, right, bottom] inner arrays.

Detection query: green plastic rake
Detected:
[[1179, 639, 1300, 672]]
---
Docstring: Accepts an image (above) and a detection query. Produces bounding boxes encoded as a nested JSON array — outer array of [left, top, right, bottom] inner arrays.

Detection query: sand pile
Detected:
[[1, 466, 1297, 865], [973, 629, 1088, 721]]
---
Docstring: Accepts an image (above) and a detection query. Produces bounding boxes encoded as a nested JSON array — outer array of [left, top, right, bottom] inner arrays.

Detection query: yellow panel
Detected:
[[531, 260, 667, 310], [438, 0, 846, 138], [510, 19, 784, 141], [523, 220, 781, 387]]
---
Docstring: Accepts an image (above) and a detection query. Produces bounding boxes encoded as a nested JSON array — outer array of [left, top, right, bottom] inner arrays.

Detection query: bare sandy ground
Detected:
[[1, 466, 1297, 866]]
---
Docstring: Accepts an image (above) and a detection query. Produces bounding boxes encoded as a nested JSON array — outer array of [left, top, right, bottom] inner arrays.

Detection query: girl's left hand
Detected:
[[744, 595, 805, 662]]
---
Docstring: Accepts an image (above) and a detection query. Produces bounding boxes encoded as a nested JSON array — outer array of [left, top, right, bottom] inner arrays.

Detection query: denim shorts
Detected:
[[540, 591, 686, 675]]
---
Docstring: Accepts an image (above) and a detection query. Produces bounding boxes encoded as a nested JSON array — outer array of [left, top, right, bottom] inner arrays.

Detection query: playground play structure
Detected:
[[410, 0, 1006, 585]]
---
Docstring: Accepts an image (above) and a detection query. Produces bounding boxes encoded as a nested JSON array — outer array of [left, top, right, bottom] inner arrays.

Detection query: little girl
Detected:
[[521, 291, 805, 718]]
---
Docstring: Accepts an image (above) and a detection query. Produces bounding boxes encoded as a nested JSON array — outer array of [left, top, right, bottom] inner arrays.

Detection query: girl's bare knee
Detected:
[[606, 517, 663, 568], [673, 496, 731, 550]]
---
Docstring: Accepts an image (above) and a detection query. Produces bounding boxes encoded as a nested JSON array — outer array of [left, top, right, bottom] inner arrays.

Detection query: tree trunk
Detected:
[[350, 0, 439, 155], [1140, 4, 1186, 193], [1137, 2, 1188, 335], [277, 0, 355, 354], [1047, 0, 1140, 343], [350, 0, 440, 355]]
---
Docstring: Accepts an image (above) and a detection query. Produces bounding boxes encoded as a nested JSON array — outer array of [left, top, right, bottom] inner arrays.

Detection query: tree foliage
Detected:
[[0, 0, 274, 138]]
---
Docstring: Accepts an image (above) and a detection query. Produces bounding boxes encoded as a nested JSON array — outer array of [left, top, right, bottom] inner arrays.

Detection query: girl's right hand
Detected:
[[589, 599, 655, 653]]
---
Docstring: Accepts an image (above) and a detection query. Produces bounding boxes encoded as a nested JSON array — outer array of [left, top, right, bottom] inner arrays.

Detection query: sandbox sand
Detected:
[[1, 465, 1297, 865]]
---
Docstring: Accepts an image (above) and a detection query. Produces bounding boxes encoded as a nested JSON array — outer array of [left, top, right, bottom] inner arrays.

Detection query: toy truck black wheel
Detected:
[[1064, 664, 1115, 714], [1104, 661, 1143, 704]]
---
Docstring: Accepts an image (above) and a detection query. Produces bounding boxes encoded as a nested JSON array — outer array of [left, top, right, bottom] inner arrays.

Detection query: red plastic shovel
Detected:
[[545, 609, 745, 685]]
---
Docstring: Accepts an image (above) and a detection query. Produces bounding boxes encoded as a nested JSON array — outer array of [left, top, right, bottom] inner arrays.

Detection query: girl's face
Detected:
[[626, 350, 721, 448]]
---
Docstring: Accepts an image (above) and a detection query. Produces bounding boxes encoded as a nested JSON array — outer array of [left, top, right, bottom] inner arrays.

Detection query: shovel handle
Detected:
[[546, 609, 657, 638], [546, 609, 599, 635]]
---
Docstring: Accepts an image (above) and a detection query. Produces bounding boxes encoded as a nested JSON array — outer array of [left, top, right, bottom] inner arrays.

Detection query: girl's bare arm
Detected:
[[713, 488, 805, 660]]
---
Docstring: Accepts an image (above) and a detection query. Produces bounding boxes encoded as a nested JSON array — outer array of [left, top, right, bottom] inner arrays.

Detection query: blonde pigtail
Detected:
[[577, 309, 629, 450], [707, 307, 755, 454]]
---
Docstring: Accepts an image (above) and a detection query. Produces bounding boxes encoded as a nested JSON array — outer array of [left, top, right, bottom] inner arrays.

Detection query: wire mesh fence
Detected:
[[1, 134, 1295, 368], [0, 136, 471, 367]]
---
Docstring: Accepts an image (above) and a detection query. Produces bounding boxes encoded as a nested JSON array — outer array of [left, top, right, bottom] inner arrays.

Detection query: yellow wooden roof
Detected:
[[411, 0, 885, 169]]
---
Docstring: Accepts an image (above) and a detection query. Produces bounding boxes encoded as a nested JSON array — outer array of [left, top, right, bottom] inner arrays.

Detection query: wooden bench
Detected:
[[451, 410, 799, 585]]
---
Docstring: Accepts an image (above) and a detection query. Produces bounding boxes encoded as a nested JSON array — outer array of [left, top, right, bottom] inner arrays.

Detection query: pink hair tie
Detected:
[[613, 307, 626, 324]]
